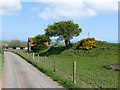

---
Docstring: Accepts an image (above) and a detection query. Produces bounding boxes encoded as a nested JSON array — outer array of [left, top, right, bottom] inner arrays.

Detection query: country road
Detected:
[[2, 52, 64, 88]]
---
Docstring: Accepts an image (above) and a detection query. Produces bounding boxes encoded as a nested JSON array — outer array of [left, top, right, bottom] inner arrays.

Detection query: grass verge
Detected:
[[8, 42, 119, 88], [10, 51, 80, 89], [0, 54, 3, 79]]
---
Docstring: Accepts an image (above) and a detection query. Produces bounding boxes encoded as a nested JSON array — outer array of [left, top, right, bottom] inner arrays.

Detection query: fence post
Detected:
[[54, 59, 56, 72], [44, 56, 46, 65], [73, 61, 76, 84], [38, 54, 39, 60], [33, 52, 34, 60], [37, 54, 39, 62]]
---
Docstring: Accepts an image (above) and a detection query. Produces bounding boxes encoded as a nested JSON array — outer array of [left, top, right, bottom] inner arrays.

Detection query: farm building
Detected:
[[28, 37, 34, 52]]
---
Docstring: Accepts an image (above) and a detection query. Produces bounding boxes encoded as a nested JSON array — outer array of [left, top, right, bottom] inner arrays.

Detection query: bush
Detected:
[[0, 45, 3, 53], [77, 37, 96, 50], [33, 34, 51, 52]]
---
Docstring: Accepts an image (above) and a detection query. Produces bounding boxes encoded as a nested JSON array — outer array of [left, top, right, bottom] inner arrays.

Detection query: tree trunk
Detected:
[[68, 41, 71, 45], [65, 40, 70, 47], [65, 40, 68, 46]]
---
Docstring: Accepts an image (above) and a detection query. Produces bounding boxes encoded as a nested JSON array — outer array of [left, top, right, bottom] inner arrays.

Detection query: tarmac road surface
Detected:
[[2, 52, 63, 88]]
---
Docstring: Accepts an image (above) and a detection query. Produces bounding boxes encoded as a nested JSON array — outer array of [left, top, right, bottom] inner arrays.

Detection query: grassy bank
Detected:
[[10, 41, 119, 88], [0, 54, 3, 79]]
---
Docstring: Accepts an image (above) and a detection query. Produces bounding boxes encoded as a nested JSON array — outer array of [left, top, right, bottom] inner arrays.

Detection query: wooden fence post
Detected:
[[33, 52, 34, 60], [38, 54, 39, 61], [44, 56, 46, 65], [73, 61, 76, 84], [54, 60, 56, 72]]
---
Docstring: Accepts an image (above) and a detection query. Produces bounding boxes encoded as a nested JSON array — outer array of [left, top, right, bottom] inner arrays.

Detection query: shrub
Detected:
[[77, 37, 96, 50], [33, 34, 51, 52], [0, 45, 3, 53]]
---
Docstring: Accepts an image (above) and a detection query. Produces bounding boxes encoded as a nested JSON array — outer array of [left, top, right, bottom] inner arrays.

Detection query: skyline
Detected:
[[1, 0, 118, 43]]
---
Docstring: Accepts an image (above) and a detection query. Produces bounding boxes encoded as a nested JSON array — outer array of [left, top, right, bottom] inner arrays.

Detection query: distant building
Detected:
[[3, 44, 9, 49], [16, 47, 20, 50], [28, 37, 34, 52], [24, 47, 28, 50]]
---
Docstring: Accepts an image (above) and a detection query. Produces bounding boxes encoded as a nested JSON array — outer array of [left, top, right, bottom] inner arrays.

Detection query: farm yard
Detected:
[[10, 41, 119, 88]]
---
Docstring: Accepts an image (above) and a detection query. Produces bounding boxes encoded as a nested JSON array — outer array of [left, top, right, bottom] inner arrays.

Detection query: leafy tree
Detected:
[[9, 40, 22, 47], [21, 42, 27, 47], [45, 20, 82, 46], [33, 34, 51, 52], [8, 40, 27, 48]]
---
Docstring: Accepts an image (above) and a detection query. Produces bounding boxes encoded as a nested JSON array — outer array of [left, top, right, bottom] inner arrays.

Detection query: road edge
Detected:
[[9, 51, 80, 89]]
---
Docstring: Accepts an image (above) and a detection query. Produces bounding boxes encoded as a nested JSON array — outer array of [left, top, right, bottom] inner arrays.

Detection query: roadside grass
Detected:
[[0, 54, 3, 79], [12, 50, 80, 88], [0, 41, 3, 79], [10, 41, 119, 88]]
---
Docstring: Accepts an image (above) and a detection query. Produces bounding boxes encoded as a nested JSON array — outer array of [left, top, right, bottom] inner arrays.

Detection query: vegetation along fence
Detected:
[[10, 50, 119, 88]]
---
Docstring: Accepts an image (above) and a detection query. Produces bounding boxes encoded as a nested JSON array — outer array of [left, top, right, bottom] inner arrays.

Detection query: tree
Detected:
[[8, 40, 27, 48], [33, 34, 51, 52], [45, 20, 82, 46], [9, 40, 22, 47]]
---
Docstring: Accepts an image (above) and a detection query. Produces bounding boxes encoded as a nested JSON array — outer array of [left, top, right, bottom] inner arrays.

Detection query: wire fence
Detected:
[[10, 50, 119, 88]]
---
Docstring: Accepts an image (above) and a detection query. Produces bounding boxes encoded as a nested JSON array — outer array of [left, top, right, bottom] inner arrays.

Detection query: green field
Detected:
[[10, 41, 119, 88]]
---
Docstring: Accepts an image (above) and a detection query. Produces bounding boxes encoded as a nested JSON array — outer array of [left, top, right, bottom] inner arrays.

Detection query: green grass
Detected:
[[0, 41, 2, 53], [10, 41, 119, 88], [0, 41, 3, 79], [0, 54, 3, 79]]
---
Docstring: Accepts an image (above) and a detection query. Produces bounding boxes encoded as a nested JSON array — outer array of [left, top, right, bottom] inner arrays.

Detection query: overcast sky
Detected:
[[0, 0, 118, 43]]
